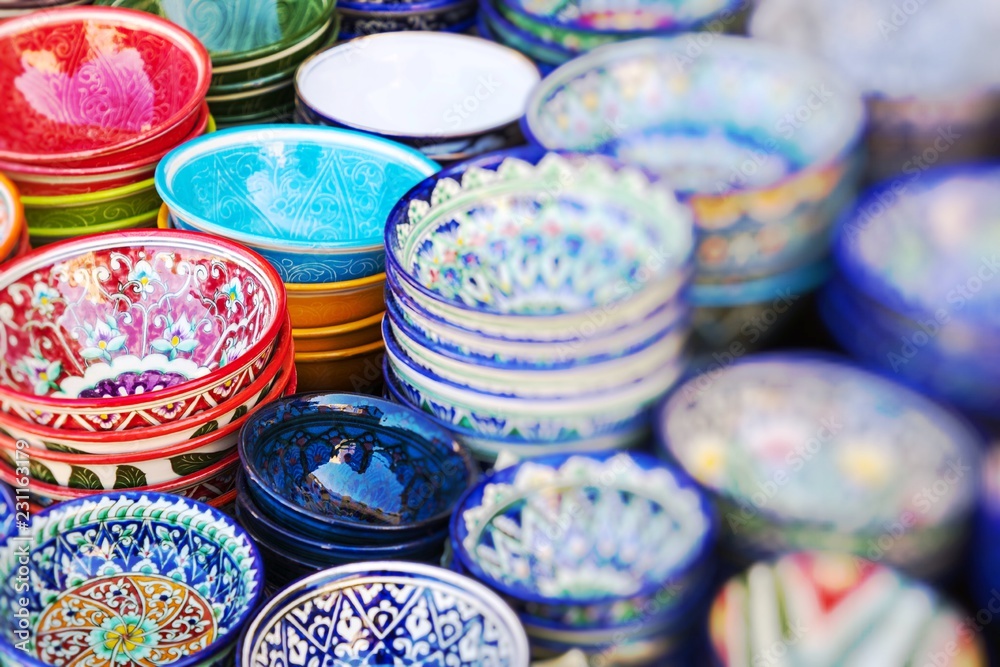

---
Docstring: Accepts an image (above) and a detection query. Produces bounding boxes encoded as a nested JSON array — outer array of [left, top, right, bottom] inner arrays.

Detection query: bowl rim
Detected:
[[0, 6, 212, 164], [155, 125, 440, 251], [293, 338, 384, 361], [28, 207, 160, 238], [449, 450, 719, 607], [0, 490, 265, 667], [0, 173, 26, 262], [500, 0, 744, 37], [295, 32, 541, 142], [20, 177, 156, 208], [291, 311, 384, 339], [204, 0, 336, 66], [0, 229, 287, 413], [236, 560, 530, 665], [285, 270, 386, 293], [237, 391, 477, 536], [210, 13, 336, 75], [337, 0, 474, 14], [204, 78, 295, 103], [478, 0, 578, 63]]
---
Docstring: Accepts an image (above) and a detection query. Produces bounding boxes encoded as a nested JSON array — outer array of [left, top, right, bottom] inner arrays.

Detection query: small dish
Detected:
[[237, 562, 530, 666]]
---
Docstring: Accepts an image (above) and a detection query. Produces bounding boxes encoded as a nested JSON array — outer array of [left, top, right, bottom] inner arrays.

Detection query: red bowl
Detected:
[[0, 6, 211, 164], [0, 101, 211, 196]]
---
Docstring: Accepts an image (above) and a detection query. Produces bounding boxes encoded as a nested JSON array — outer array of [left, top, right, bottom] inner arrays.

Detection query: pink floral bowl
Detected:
[[0, 229, 287, 430]]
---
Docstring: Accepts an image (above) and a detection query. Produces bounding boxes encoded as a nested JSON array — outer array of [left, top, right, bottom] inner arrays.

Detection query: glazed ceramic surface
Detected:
[[239, 393, 476, 540], [504, 0, 740, 33], [709, 552, 986, 666], [22, 178, 163, 230], [0, 493, 262, 667], [0, 230, 285, 430], [237, 562, 530, 666], [157, 126, 439, 283], [0, 174, 24, 264], [479, 0, 577, 67], [0, 7, 211, 164], [291, 310, 383, 353], [0, 484, 13, 545], [293, 340, 385, 394], [286, 272, 386, 328], [336, 2, 478, 35]]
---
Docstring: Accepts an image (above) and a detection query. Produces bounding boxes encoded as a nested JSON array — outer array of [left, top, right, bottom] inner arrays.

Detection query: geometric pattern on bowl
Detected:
[[500, 0, 741, 37], [0, 230, 284, 430], [0, 492, 262, 667], [237, 561, 530, 667]]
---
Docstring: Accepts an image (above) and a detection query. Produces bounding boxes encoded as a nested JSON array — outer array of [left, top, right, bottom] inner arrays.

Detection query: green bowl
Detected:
[[208, 59, 300, 95], [213, 103, 296, 129], [207, 79, 296, 118], [21, 179, 163, 230], [29, 208, 160, 246]]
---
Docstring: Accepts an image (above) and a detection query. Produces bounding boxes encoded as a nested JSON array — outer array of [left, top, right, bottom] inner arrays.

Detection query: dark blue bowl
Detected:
[[238, 392, 478, 544]]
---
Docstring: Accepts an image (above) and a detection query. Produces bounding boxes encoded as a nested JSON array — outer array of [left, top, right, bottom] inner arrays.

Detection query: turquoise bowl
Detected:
[[156, 125, 440, 282]]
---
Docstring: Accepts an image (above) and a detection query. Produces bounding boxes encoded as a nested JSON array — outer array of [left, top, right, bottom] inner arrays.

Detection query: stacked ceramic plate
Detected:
[[336, 0, 477, 40], [657, 354, 982, 580], [449, 451, 717, 664], [0, 230, 293, 509], [479, 0, 747, 73], [99, 0, 339, 128], [156, 125, 439, 392], [0, 7, 212, 247], [0, 0, 90, 20], [524, 37, 867, 360], [383, 149, 695, 463], [236, 393, 478, 591], [295, 33, 540, 166], [821, 165, 1000, 417]]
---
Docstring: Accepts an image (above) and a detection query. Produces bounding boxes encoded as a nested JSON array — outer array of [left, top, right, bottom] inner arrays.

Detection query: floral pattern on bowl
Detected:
[[0, 230, 284, 430], [0, 493, 262, 667], [237, 562, 530, 666]]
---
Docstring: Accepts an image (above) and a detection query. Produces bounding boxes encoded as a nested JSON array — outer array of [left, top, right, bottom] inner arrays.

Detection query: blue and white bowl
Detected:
[[156, 125, 440, 283], [236, 561, 531, 666], [0, 492, 263, 667]]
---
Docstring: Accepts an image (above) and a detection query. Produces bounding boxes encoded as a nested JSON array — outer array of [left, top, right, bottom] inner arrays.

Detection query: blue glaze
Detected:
[[478, 0, 577, 67], [0, 484, 13, 545], [689, 259, 831, 307]]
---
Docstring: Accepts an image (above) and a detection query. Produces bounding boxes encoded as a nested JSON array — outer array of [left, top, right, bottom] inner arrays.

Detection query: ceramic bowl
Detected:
[[0, 7, 211, 164], [156, 125, 440, 283], [295, 33, 538, 159], [0, 484, 13, 545], [292, 311, 384, 353], [0, 492, 262, 667], [385, 149, 694, 337], [285, 273, 386, 328], [0, 229, 286, 430], [21, 178, 163, 231], [479, 0, 577, 68], [657, 354, 982, 578], [709, 552, 986, 666], [523, 37, 866, 281], [0, 174, 25, 264], [336, 2, 478, 35], [236, 562, 530, 666], [239, 392, 477, 542], [206, 79, 296, 118], [0, 103, 212, 197], [293, 340, 385, 393], [452, 451, 716, 628], [212, 105, 296, 129], [27, 208, 161, 247]]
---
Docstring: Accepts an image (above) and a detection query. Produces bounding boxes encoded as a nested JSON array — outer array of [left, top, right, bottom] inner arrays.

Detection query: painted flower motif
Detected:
[[220, 337, 248, 368], [89, 614, 160, 664], [220, 278, 244, 313], [87, 412, 122, 430], [151, 400, 186, 421], [81, 318, 127, 362], [20, 356, 61, 396], [32, 283, 60, 315], [128, 260, 160, 298], [151, 315, 197, 360]]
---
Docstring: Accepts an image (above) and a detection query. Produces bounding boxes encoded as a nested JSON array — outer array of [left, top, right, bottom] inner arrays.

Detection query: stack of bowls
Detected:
[[336, 0, 477, 40], [751, 0, 1000, 182], [237, 562, 531, 665], [383, 149, 695, 463], [450, 451, 717, 664], [523, 37, 867, 359], [99, 0, 339, 128], [295, 33, 540, 166], [236, 393, 478, 591], [479, 0, 747, 73], [0, 174, 28, 264], [0, 492, 265, 666], [657, 354, 982, 580], [822, 165, 1000, 417], [0, 0, 91, 21], [157, 126, 439, 392], [0, 7, 212, 247], [972, 440, 1000, 624], [0, 230, 291, 508]]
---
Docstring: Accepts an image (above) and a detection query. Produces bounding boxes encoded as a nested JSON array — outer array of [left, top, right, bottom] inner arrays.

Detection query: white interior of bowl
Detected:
[[297, 33, 541, 138]]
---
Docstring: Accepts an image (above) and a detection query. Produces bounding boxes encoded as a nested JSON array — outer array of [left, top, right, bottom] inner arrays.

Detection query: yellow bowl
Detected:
[[292, 311, 384, 353], [293, 339, 384, 393]]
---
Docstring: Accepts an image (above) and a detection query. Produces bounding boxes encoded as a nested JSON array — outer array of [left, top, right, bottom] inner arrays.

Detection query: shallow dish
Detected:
[[0, 229, 286, 430], [0, 492, 262, 667], [238, 392, 477, 542], [292, 311, 384, 353], [0, 6, 211, 164], [157, 125, 439, 282], [21, 178, 163, 230], [0, 173, 25, 263], [236, 562, 530, 666]]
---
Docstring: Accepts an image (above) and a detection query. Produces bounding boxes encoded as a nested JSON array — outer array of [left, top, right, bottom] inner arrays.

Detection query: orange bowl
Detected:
[[291, 311, 383, 353], [293, 339, 384, 393]]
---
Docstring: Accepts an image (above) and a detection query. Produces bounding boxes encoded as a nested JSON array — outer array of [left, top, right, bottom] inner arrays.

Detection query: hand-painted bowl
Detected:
[[21, 178, 163, 230], [293, 340, 385, 393], [0, 492, 263, 667], [292, 310, 384, 353], [451, 451, 716, 628], [96, 0, 336, 64], [336, 2, 478, 35], [0, 174, 25, 264], [479, 0, 577, 67], [157, 125, 440, 283], [0, 229, 286, 431], [709, 552, 986, 666], [206, 79, 296, 119], [504, 0, 743, 36], [385, 149, 694, 337], [657, 354, 982, 578], [0, 7, 211, 164], [27, 208, 160, 248], [236, 562, 530, 667], [523, 37, 865, 281], [238, 392, 477, 542]]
